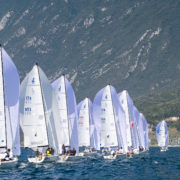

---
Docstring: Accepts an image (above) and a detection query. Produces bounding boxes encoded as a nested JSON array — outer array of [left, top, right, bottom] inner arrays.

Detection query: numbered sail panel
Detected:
[[21, 65, 48, 147], [78, 98, 90, 147], [100, 86, 118, 147], [23, 89, 47, 125], [0, 48, 6, 147]]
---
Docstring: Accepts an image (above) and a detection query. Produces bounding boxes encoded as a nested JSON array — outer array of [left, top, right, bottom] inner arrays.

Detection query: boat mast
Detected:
[[63, 75, 71, 148], [36, 63, 49, 148], [0, 45, 7, 150], [109, 85, 119, 149], [87, 98, 91, 147], [125, 91, 133, 149]]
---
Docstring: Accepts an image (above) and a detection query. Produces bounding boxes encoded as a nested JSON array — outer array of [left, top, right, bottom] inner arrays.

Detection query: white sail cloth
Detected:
[[52, 75, 79, 152], [118, 90, 140, 150], [118, 91, 133, 148], [141, 114, 149, 149], [0, 47, 20, 156], [20, 65, 62, 154], [156, 120, 168, 148], [93, 85, 127, 153], [77, 98, 97, 148]]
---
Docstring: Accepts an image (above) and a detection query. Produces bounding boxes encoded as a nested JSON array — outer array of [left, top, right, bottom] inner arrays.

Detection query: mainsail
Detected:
[[0, 46, 20, 155], [52, 75, 79, 152], [156, 120, 168, 148], [100, 85, 118, 147], [78, 98, 95, 147], [118, 91, 133, 148], [134, 109, 145, 149]]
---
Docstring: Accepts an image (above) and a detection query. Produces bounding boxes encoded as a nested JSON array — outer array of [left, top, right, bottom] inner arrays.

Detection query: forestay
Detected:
[[0, 47, 20, 155]]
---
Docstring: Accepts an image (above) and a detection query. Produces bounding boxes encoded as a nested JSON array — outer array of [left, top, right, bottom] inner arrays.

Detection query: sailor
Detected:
[[50, 147, 54, 155], [5, 149, 13, 161], [70, 147, 76, 156], [46, 147, 51, 156], [62, 144, 66, 155], [35, 149, 41, 157]]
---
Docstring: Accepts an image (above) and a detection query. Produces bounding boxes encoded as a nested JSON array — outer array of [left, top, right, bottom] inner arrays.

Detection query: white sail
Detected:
[[156, 120, 168, 148], [0, 47, 20, 155], [93, 85, 127, 152], [0, 46, 6, 148], [142, 114, 149, 149], [20, 65, 49, 148], [118, 91, 132, 147], [52, 76, 69, 146], [78, 98, 90, 147], [38, 67, 62, 154], [100, 85, 118, 147], [52, 75, 79, 152]]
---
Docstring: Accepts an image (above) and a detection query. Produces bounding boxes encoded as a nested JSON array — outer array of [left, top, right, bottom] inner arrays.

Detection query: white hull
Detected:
[[103, 155, 117, 160], [103, 153, 126, 160], [160, 148, 168, 152], [28, 156, 45, 163], [0, 157, 18, 168]]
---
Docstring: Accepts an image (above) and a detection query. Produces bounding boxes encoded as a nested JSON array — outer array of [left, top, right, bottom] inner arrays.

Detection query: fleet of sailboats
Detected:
[[0, 45, 170, 166]]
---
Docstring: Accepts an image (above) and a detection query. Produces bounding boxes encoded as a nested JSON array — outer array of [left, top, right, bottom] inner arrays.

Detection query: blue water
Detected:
[[0, 147, 180, 180]]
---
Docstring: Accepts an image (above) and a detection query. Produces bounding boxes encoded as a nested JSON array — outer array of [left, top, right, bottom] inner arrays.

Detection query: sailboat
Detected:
[[156, 120, 168, 152], [0, 45, 20, 167], [20, 64, 62, 163], [118, 90, 139, 154], [77, 97, 97, 156], [134, 107, 145, 152], [52, 75, 79, 161], [93, 85, 127, 160]]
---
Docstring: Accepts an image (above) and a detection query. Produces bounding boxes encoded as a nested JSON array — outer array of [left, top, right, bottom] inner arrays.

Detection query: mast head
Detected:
[[35, 62, 38, 66], [0, 44, 1, 47]]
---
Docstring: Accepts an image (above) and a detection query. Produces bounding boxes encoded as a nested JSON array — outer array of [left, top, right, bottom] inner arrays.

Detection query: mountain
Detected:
[[1, 0, 180, 124]]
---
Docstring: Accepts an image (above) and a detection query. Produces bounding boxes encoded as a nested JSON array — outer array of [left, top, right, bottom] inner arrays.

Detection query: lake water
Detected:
[[0, 147, 180, 180]]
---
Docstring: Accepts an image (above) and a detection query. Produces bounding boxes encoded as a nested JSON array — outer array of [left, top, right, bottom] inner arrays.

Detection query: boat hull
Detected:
[[28, 156, 45, 163], [0, 157, 18, 168]]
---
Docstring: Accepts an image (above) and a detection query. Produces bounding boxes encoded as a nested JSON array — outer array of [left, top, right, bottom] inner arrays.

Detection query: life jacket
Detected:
[[46, 150, 51, 156]]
